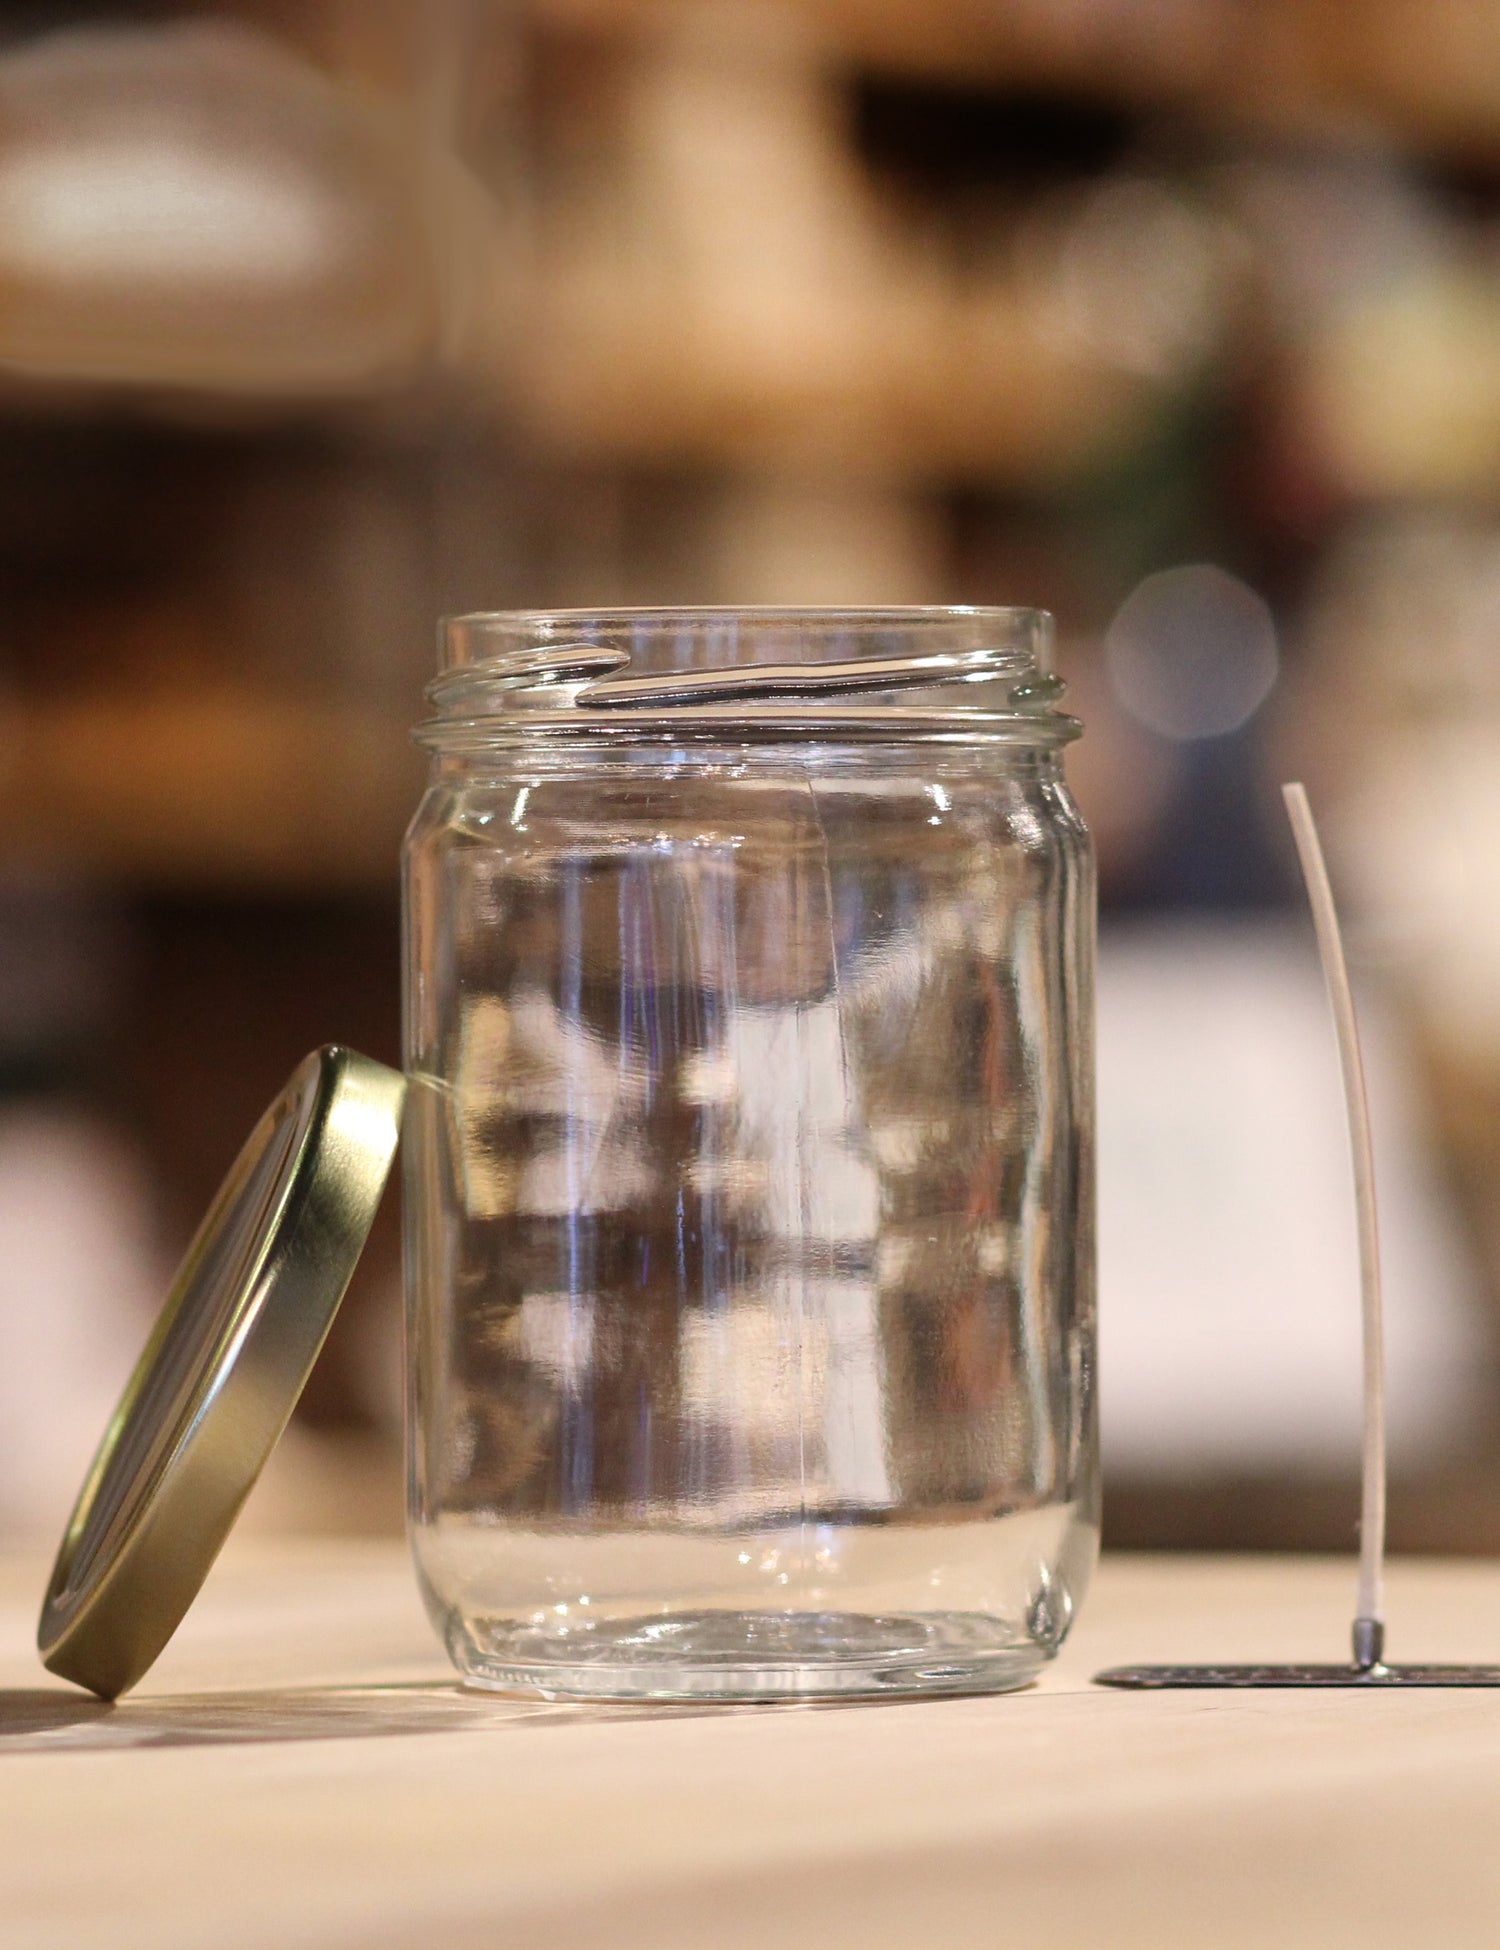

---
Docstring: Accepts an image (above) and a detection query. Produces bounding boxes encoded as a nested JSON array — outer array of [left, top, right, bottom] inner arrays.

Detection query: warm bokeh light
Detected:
[[2, 0, 1500, 1555]]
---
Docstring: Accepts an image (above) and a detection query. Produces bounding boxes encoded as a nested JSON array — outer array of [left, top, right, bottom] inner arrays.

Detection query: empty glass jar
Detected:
[[402, 607, 1096, 1699]]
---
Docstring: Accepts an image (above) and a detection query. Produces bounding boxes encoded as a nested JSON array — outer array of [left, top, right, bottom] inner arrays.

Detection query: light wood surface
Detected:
[[3, 1543, 1500, 1948]]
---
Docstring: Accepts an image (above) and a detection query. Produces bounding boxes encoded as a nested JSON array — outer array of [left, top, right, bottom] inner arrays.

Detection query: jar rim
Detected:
[[423, 605, 1077, 747], [441, 605, 1052, 671]]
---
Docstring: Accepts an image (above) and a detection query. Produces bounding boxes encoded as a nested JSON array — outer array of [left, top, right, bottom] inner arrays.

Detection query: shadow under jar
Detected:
[[402, 608, 1097, 1700]]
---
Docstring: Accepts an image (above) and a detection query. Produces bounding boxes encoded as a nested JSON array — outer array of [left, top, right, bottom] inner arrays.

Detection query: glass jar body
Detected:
[[403, 625, 1096, 1700]]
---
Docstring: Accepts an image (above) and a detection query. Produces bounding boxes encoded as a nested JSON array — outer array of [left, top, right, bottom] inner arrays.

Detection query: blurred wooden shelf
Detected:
[[533, 0, 1220, 99], [0, 689, 419, 889], [510, 293, 1170, 484], [532, 0, 1500, 154]]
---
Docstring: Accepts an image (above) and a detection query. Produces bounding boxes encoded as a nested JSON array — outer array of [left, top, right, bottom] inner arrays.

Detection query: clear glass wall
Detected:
[[403, 609, 1096, 1697]]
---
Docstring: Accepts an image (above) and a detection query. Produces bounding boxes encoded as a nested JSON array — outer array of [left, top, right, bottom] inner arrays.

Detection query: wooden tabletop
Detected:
[[3, 1543, 1500, 1949]]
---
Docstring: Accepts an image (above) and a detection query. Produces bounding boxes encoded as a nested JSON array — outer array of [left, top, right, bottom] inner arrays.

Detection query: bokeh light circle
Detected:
[[1104, 564, 1279, 741]]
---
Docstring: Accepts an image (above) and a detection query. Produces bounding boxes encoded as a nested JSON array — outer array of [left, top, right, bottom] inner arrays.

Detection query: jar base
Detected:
[[447, 1608, 1050, 1701]]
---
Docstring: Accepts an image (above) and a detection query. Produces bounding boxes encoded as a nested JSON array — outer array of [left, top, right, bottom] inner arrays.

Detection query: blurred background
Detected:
[[3, 0, 1500, 1556]]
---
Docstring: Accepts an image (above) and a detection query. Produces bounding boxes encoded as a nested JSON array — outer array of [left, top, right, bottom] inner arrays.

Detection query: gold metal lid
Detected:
[[37, 1046, 406, 1700]]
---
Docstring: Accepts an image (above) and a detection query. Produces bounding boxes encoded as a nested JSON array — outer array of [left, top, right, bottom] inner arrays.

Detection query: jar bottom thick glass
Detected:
[[418, 1501, 1095, 1700], [449, 1614, 1048, 1701]]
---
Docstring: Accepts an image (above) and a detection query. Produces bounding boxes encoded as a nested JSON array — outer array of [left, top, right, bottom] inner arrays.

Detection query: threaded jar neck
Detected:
[[419, 606, 1079, 749]]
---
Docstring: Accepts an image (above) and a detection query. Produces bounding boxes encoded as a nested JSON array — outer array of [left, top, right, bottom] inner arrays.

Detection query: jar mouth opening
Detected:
[[423, 605, 1076, 746], [441, 606, 1053, 675]]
